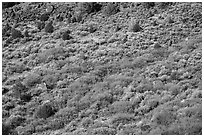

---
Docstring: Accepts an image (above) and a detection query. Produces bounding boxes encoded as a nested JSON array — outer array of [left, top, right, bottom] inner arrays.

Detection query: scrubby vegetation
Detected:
[[2, 2, 202, 135]]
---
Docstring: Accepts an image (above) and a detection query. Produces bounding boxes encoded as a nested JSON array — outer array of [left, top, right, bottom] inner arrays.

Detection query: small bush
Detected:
[[2, 122, 12, 135], [169, 84, 180, 96], [42, 74, 58, 89], [62, 30, 72, 40], [103, 3, 119, 16], [11, 28, 23, 39], [39, 12, 50, 21], [37, 21, 45, 30], [34, 102, 54, 119], [152, 110, 176, 126], [12, 81, 28, 98], [45, 21, 54, 33], [78, 2, 102, 14], [2, 2, 20, 9], [23, 73, 41, 88], [128, 19, 141, 32], [142, 2, 155, 9]]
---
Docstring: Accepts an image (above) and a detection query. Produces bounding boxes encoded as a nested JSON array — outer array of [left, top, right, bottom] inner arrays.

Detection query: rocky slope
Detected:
[[2, 2, 202, 135]]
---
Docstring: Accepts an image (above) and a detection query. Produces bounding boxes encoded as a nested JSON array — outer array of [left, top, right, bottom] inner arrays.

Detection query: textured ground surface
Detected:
[[2, 2, 202, 135]]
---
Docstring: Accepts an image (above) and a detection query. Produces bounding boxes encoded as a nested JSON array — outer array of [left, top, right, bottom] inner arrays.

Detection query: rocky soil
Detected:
[[2, 2, 202, 135]]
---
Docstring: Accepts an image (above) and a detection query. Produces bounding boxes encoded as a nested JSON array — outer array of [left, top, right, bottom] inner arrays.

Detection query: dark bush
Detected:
[[78, 2, 102, 14], [12, 81, 28, 99], [2, 123, 12, 135], [11, 28, 23, 39], [37, 21, 45, 30], [45, 21, 54, 33], [142, 2, 155, 9], [128, 20, 141, 32], [2, 2, 20, 9], [42, 74, 57, 89], [34, 102, 55, 119], [103, 3, 119, 16], [62, 30, 72, 40], [2, 87, 9, 94], [39, 12, 50, 21], [152, 110, 176, 126]]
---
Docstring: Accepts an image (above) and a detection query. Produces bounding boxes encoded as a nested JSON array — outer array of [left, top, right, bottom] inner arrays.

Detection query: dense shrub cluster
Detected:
[[2, 2, 201, 135]]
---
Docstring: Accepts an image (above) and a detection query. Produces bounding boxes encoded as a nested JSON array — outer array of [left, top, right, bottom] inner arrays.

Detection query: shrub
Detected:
[[37, 21, 45, 30], [42, 74, 57, 89], [152, 110, 176, 126], [12, 81, 30, 101], [128, 19, 141, 32], [11, 28, 23, 39], [2, 2, 20, 9], [103, 3, 119, 16], [2, 87, 9, 94], [142, 2, 155, 9], [39, 12, 50, 21], [78, 2, 102, 14], [23, 73, 41, 88], [168, 84, 180, 96], [34, 102, 55, 119], [62, 30, 72, 40], [2, 122, 12, 135], [45, 21, 54, 33]]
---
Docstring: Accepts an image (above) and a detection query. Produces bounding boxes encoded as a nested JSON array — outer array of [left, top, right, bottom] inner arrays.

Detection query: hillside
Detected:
[[2, 2, 202, 135]]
